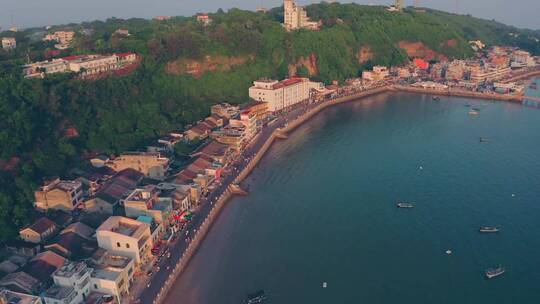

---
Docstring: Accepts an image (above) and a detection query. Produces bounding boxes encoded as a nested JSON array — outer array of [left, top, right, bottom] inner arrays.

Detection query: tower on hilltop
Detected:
[[283, 0, 321, 31], [395, 0, 404, 11]]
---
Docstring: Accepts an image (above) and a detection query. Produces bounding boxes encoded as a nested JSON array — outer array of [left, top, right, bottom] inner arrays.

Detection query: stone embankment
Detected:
[[394, 85, 523, 103], [501, 68, 540, 83]]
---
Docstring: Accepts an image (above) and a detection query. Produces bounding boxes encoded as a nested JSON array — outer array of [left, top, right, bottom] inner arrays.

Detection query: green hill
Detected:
[[0, 3, 539, 242]]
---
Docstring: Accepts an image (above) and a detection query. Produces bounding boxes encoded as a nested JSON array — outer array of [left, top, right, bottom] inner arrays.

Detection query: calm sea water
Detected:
[[166, 87, 540, 304]]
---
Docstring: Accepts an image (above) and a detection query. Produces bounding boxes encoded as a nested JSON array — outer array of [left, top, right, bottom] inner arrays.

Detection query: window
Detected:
[[126, 243, 130, 249], [117, 242, 121, 248], [94, 284, 98, 289]]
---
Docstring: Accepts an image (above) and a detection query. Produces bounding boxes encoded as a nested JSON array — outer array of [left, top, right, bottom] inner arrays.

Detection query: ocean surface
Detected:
[[166, 85, 540, 304]]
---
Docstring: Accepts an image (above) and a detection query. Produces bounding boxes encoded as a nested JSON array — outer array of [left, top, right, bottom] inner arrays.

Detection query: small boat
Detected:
[[468, 110, 479, 116], [485, 266, 505, 279], [464, 104, 471, 107], [397, 202, 415, 209], [479, 227, 499, 233], [245, 290, 267, 304], [432, 96, 440, 101], [479, 137, 489, 143]]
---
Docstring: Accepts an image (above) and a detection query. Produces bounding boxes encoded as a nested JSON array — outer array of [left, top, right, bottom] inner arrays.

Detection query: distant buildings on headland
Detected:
[[283, 0, 321, 31], [23, 53, 137, 79], [1, 37, 16, 50]]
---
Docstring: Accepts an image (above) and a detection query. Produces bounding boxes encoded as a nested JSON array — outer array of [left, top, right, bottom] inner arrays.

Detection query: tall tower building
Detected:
[[283, 0, 320, 31], [395, 0, 404, 11]]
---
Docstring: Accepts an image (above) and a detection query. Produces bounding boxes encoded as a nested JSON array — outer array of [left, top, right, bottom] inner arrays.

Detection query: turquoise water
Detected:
[[167, 91, 540, 304]]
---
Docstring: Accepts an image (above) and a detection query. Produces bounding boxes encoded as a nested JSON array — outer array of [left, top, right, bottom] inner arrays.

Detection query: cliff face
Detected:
[[288, 53, 319, 77], [398, 41, 447, 61], [166, 55, 253, 78]]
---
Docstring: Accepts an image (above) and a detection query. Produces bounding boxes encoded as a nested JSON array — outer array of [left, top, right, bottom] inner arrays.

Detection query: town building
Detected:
[[23, 251, 66, 289], [210, 103, 240, 119], [34, 178, 83, 211], [184, 122, 213, 141], [0, 272, 42, 295], [362, 66, 390, 82], [154, 16, 172, 21], [470, 65, 511, 83], [43, 31, 75, 49], [106, 152, 169, 180], [5, 240, 41, 257], [96, 216, 153, 267], [42, 286, 79, 304], [89, 249, 134, 304], [22, 53, 137, 79], [19, 217, 58, 244], [242, 101, 269, 123], [124, 186, 172, 224], [283, 0, 321, 31], [248, 77, 315, 112], [1, 37, 16, 50], [196, 13, 212, 26], [511, 50, 535, 68], [445, 60, 465, 81], [114, 29, 130, 37], [0, 289, 42, 304], [52, 261, 92, 302]]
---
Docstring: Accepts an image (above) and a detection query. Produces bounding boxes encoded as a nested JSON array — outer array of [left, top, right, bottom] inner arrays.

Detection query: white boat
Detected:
[[479, 227, 499, 233], [469, 110, 479, 116], [485, 266, 505, 279], [397, 202, 415, 208]]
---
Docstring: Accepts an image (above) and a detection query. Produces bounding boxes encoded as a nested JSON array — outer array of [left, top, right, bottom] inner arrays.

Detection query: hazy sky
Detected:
[[1, 0, 539, 31]]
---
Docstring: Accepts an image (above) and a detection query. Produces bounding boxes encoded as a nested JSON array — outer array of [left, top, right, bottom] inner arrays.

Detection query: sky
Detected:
[[1, 0, 539, 31]]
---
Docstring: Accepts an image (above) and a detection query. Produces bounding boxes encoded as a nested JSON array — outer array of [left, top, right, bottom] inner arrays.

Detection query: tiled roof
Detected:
[[26, 217, 57, 234]]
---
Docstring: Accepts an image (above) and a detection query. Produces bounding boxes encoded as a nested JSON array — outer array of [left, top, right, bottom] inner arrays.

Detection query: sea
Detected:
[[166, 81, 540, 304]]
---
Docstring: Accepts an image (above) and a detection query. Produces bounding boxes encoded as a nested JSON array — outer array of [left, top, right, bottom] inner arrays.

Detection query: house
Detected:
[[44, 232, 98, 260], [114, 29, 130, 36], [106, 152, 169, 180], [22, 251, 66, 288], [85, 169, 144, 214], [196, 13, 212, 26], [0, 289, 42, 304], [123, 186, 172, 225], [0, 272, 41, 294], [43, 31, 75, 49], [1, 37, 16, 50], [34, 177, 83, 211], [192, 140, 231, 164], [5, 240, 41, 257], [61, 222, 95, 240], [184, 122, 212, 141], [96, 217, 153, 267], [210, 103, 240, 119], [89, 249, 135, 303], [48, 210, 73, 229], [52, 261, 92, 302], [42, 286, 79, 304], [19, 217, 58, 244], [0, 260, 20, 275]]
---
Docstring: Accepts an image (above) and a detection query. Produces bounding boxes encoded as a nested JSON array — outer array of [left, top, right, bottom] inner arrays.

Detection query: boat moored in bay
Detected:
[[479, 226, 499, 233], [397, 202, 415, 208], [485, 266, 505, 279], [245, 290, 267, 304]]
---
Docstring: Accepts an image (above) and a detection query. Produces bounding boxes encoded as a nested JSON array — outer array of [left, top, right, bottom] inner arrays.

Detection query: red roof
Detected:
[[62, 55, 84, 62], [116, 52, 135, 58], [273, 78, 303, 89]]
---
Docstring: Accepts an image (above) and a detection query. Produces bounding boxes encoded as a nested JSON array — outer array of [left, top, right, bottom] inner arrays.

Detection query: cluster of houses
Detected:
[[358, 45, 539, 93], [0, 79, 323, 304], [23, 53, 137, 79], [43, 31, 76, 50], [1, 37, 16, 51]]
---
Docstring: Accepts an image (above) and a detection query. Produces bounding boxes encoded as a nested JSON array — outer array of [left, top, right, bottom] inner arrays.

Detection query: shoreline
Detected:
[[155, 82, 536, 304]]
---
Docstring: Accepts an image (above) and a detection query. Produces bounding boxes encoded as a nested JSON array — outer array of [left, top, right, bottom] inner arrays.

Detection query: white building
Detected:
[[362, 66, 389, 82], [249, 77, 318, 112], [283, 0, 320, 31], [96, 216, 153, 267], [52, 261, 92, 302], [1, 37, 16, 50], [511, 50, 536, 68], [89, 249, 135, 304], [0, 290, 42, 304]]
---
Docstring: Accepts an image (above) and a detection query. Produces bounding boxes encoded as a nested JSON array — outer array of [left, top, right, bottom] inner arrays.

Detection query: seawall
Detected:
[[393, 85, 523, 103]]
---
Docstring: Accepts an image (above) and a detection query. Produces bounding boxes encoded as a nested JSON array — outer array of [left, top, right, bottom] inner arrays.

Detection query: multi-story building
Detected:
[[210, 103, 240, 119], [89, 249, 134, 304], [1, 37, 16, 50], [22, 53, 137, 79], [196, 13, 212, 26], [0, 289, 42, 304], [42, 286, 78, 304], [470, 65, 512, 83], [230, 110, 257, 140], [362, 66, 389, 82], [249, 77, 314, 112], [43, 31, 75, 49], [34, 178, 83, 212], [242, 101, 269, 123], [52, 261, 92, 301], [96, 217, 153, 267], [283, 0, 320, 31], [124, 186, 172, 224], [511, 50, 536, 68], [106, 152, 169, 180], [445, 60, 465, 81]]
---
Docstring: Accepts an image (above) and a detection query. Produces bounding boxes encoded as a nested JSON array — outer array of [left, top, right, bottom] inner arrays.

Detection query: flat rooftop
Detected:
[[97, 216, 149, 239]]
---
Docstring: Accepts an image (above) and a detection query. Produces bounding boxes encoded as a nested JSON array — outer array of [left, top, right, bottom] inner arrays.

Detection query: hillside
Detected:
[[0, 3, 539, 242]]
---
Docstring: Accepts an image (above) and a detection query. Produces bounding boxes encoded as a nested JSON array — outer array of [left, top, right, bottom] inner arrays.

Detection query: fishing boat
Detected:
[[485, 266, 505, 279], [479, 226, 499, 233], [432, 96, 440, 101], [245, 290, 267, 304], [468, 110, 479, 116], [479, 137, 489, 143], [396, 202, 415, 209]]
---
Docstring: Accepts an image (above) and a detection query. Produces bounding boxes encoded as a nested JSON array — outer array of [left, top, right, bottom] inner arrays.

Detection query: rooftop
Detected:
[[0, 289, 41, 304], [53, 260, 90, 278], [23, 217, 56, 234], [43, 285, 75, 300], [97, 216, 149, 239]]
